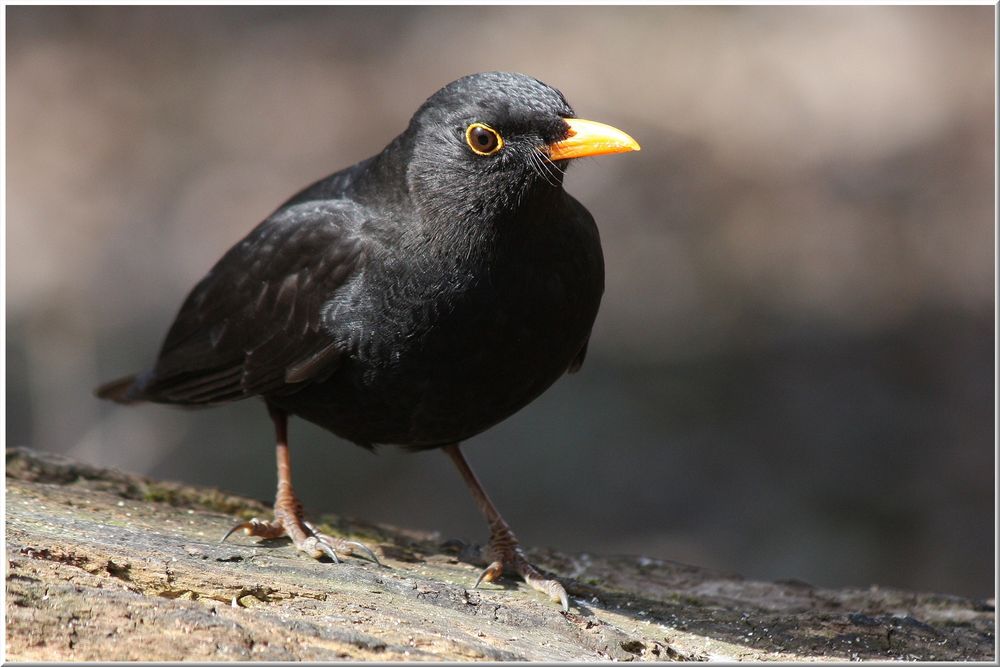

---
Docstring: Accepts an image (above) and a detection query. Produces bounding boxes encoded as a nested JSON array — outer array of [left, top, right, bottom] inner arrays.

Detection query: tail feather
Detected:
[[94, 374, 144, 404]]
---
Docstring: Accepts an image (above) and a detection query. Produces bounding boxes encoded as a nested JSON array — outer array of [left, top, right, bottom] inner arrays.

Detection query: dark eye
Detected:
[[465, 123, 503, 156]]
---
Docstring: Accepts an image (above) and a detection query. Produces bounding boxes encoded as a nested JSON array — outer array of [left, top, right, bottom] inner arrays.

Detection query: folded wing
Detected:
[[127, 201, 368, 405]]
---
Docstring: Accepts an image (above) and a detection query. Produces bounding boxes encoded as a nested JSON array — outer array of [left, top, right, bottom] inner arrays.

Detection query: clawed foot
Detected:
[[475, 539, 569, 612], [227, 407, 380, 567], [222, 514, 380, 566], [442, 445, 569, 612]]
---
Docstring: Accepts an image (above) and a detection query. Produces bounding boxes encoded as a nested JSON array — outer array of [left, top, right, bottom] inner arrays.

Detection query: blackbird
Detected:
[[97, 71, 639, 610]]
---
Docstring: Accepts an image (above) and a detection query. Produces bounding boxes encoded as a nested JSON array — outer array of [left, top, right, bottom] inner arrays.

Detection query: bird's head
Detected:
[[399, 72, 639, 228]]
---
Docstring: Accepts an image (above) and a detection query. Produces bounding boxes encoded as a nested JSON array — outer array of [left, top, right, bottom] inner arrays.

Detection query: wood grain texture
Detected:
[[5, 447, 994, 661]]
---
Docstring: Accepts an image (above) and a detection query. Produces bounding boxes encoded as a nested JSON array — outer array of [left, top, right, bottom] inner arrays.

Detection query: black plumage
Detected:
[[98, 71, 639, 610]]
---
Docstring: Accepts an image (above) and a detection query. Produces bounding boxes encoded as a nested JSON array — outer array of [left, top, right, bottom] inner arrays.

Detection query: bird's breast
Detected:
[[287, 209, 604, 446]]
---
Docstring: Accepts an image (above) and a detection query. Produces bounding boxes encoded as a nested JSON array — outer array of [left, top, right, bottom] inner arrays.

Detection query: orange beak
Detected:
[[546, 118, 641, 161]]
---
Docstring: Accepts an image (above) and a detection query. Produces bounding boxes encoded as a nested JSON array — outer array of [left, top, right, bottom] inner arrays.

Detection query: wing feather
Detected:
[[138, 201, 367, 405]]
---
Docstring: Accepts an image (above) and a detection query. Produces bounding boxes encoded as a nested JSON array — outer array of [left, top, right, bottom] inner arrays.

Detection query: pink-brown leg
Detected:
[[222, 404, 379, 566], [443, 444, 568, 611]]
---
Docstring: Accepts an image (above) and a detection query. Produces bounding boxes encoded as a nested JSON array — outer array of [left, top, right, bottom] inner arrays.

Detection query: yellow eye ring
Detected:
[[465, 123, 503, 156]]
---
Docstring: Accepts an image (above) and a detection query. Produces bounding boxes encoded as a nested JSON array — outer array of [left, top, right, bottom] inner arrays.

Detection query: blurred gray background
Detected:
[[6, 6, 994, 599]]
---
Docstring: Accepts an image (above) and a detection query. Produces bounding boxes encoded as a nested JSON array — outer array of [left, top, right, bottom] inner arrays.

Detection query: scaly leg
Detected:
[[221, 404, 379, 566], [443, 443, 568, 611]]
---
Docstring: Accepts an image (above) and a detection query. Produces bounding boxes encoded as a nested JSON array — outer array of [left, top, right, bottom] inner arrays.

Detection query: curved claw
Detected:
[[476, 555, 569, 611], [344, 540, 382, 567], [474, 561, 503, 589], [313, 538, 341, 564], [220, 522, 252, 544], [550, 582, 570, 612], [305, 523, 380, 567], [523, 570, 570, 612]]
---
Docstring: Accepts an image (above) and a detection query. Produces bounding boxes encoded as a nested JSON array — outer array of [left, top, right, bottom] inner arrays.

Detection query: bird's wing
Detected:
[[139, 201, 368, 405]]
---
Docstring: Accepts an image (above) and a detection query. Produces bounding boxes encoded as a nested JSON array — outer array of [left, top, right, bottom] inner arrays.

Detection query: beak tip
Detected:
[[549, 118, 641, 161]]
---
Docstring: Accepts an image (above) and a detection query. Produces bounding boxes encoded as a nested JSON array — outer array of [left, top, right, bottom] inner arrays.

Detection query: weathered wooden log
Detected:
[[5, 447, 994, 661]]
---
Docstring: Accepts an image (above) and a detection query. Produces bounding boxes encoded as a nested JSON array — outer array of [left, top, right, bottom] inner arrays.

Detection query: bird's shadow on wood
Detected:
[[209, 508, 984, 660], [535, 551, 981, 661], [233, 525, 892, 659]]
